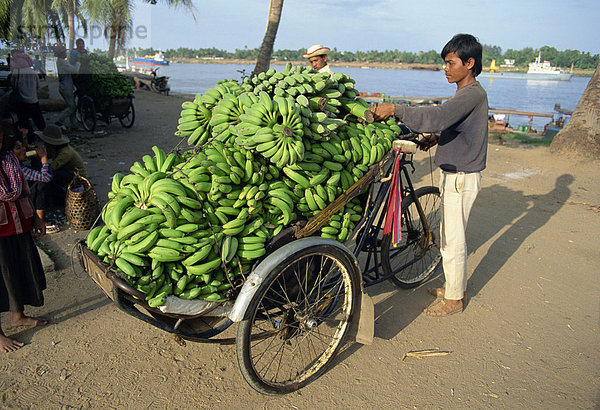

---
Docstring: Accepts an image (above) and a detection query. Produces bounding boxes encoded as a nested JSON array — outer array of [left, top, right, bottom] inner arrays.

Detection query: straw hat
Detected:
[[302, 45, 330, 59], [37, 125, 70, 145]]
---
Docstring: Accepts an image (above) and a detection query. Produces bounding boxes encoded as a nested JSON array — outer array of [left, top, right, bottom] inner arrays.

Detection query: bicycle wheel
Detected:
[[78, 96, 96, 131], [118, 99, 135, 128], [381, 186, 442, 288], [236, 241, 360, 395]]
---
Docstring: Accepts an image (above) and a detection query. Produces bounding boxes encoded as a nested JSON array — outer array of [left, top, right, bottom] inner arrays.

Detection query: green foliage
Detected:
[[129, 45, 599, 70], [74, 53, 134, 111]]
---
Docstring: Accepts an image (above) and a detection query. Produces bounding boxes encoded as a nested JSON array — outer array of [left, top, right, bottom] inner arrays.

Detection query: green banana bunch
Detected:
[[87, 64, 406, 308]]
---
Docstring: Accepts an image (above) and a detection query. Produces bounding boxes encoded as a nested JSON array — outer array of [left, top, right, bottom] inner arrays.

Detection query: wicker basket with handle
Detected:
[[65, 175, 100, 231]]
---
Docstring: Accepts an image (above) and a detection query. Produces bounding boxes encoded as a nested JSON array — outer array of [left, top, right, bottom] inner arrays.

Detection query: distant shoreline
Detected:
[[169, 58, 443, 71], [166, 58, 594, 77]]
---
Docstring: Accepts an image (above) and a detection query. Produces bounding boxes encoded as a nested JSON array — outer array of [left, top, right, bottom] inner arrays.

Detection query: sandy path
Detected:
[[1, 87, 598, 409]]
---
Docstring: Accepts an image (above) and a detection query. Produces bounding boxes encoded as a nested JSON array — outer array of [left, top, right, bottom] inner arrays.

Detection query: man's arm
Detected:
[[58, 59, 80, 75], [370, 105, 438, 150], [21, 163, 53, 183], [371, 86, 485, 134]]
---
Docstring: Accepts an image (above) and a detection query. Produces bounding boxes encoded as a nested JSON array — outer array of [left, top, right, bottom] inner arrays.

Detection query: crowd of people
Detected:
[[2, 40, 89, 230], [1, 42, 89, 352]]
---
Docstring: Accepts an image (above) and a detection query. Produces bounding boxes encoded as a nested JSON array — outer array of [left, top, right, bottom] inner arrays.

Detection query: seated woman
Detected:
[[10, 136, 57, 233], [35, 124, 87, 197]]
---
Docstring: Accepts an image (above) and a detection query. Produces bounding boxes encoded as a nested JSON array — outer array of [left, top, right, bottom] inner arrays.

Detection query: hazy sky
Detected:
[[87, 0, 599, 55]]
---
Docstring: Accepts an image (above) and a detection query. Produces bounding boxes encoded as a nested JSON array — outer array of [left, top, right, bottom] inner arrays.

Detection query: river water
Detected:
[[148, 63, 591, 131]]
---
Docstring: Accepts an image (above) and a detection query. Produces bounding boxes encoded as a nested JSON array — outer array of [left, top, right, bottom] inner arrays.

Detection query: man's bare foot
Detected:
[[427, 287, 467, 302], [424, 298, 463, 317], [0, 334, 25, 353], [10, 314, 49, 328]]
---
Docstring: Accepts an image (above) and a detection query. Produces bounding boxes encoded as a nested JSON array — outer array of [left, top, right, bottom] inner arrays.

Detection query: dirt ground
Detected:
[[1, 83, 599, 409]]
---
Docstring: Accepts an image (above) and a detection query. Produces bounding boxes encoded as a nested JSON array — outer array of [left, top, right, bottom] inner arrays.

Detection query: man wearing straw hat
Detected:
[[303, 44, 334, 74], [35, 124, 87, 216], [36, 125, 86, 179]]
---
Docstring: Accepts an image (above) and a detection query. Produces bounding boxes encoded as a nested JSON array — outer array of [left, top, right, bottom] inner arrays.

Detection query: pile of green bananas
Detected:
[[86, 63, 404, 307], [75, 53, 135, 111]]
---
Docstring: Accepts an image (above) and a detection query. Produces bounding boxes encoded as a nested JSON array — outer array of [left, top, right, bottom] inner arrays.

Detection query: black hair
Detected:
[[441, 34, 483, 76], [13, 120, 35, 145], [6, 132, 22, 152], [0, 125, 13, 156]]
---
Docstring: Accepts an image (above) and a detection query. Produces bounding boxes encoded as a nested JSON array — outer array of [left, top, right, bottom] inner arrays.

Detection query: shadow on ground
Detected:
[[365, 173, 573, 341]]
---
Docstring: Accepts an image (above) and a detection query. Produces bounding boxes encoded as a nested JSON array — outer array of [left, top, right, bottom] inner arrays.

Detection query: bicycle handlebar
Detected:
[[392, 139, 418, 154]]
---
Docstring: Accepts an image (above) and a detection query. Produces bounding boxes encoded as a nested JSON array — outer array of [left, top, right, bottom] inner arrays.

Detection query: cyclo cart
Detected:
[[78, 132, 442, 395], [75, 91, 135, 132], [72, 62, 136, 132]]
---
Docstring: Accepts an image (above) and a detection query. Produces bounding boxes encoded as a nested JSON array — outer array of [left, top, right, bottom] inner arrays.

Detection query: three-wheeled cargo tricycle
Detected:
[[76, 92, 135, 132], [78, 136, 442, 395]]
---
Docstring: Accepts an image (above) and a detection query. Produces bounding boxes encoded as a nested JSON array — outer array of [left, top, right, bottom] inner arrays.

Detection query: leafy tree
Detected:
[[85, 0, 133, 60], [0, 0, 66, 47], [52, 0, 86, 51]]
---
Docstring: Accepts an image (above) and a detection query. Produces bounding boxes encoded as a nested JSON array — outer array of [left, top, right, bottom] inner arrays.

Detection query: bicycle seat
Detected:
[[393, 140, 418, 154]]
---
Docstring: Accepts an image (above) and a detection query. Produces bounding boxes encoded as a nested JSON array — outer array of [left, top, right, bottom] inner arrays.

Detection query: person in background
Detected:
[[371, 33, 488, 317], [0, 125, 48, 353], [35, 125, 86, 197], [69, 38, 88, 65], [32, 55, 45, 80], [53, 45, 81, 131], [303, 44, 333, 74], [13, 120, 34, 144], [9, 49, 46, 131], [11, 135, 58, 233]]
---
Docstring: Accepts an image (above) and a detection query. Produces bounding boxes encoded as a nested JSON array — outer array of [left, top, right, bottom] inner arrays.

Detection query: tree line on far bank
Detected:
[[2, 43, 597, 71], [119, 45, 598, 70]]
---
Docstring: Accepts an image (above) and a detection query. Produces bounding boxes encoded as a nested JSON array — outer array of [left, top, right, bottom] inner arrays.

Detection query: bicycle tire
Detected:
[[236, 243, 359, 395], [78, 96, 96, 131], [118, 99, 135, 128], [381, 186, 442, 288]]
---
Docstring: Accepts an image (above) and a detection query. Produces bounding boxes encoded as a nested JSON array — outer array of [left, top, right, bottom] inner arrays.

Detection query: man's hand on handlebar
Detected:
[[418, 133, 438, 151], [370, 103, 395, 122]]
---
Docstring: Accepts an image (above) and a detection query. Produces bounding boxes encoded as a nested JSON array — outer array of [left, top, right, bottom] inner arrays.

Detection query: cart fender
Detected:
[[228, 237, 365, 325]]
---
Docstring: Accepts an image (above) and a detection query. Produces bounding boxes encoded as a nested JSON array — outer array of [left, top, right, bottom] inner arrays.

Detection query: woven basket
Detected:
[[65, 175, 100, 231]]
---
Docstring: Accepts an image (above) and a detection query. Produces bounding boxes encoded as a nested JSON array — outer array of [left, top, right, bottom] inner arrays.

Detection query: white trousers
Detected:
[[439, 170, 481, 300]]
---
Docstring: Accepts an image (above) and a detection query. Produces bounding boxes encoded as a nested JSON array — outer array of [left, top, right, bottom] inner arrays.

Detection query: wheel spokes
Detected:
[[247, 252, 353, 386]]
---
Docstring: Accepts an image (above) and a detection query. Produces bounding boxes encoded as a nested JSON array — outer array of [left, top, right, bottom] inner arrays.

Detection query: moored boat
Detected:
[[479, 53, 572, 81], [131, 51, 169, 66]]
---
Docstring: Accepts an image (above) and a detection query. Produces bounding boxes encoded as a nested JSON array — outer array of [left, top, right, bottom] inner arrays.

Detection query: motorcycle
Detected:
[[150, 67, 170, 95]]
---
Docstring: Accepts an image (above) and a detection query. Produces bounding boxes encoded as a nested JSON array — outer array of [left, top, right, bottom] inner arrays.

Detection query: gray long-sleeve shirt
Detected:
[[393, 81, 488, 173], [10, 67, 40, 103], [56, 58, 80, 92]]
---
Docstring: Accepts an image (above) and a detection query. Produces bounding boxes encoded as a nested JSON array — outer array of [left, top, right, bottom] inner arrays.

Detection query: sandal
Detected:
[[45, 224, 60, 234], [424, 298, 463, 317]]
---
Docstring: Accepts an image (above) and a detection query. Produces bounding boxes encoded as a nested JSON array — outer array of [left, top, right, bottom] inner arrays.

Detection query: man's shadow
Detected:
[[466, 173, 573, 298], [367, 172, 573, 341]]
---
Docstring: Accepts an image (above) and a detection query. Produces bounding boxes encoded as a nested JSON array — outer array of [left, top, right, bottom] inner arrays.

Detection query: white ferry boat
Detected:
[[479, 53, 573, 81]]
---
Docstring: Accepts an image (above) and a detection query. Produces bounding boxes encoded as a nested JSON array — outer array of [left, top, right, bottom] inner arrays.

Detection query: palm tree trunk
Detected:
[[107, 26, 117, 60], [68, 6, 75, 51], [550, 61, 600, 158], [252, 0, 283, 76]]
